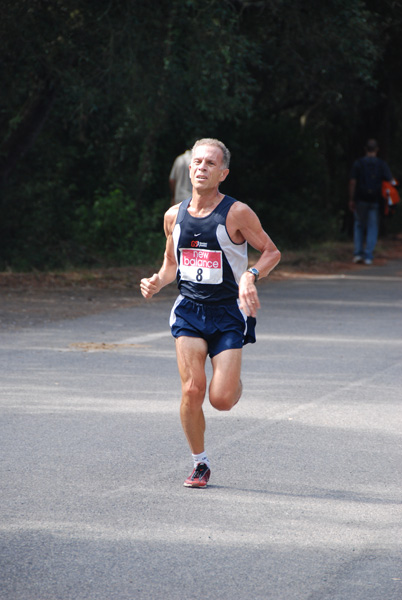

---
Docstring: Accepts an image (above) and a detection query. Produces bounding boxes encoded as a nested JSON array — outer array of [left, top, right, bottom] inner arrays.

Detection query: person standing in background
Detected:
[[169, 149, 193, 206], [348, 139, 394, 265]]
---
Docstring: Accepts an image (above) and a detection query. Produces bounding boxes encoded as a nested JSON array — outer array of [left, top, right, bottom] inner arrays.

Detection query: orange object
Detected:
[[382, 180, 400, 215]]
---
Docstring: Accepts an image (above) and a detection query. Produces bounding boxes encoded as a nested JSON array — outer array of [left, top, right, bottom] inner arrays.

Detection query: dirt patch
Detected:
[[0, 265, 177, 330], [1, 238, 402, 330], [69, 342, 150, 352], [271, 237, 402, 278]]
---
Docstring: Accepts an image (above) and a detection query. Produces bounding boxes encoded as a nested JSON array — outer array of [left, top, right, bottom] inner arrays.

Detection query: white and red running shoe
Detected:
[[183, 462, 211, 488]]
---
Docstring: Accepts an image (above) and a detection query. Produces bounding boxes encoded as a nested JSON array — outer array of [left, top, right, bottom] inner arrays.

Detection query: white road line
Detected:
[[257, 333, 402, 345], [117, 331, 171, 344]]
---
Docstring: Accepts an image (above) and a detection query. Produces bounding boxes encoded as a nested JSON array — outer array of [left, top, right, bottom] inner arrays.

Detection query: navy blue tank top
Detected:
[[172, 195, 248, 303]]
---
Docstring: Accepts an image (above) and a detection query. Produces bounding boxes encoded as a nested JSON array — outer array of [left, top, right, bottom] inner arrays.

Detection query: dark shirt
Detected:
[[173, 196, 248, 303], [350, 156, 392, 203]]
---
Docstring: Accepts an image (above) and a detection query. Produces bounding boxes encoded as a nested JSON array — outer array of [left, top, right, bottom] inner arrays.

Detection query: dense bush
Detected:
[[221, 118, 335, 249], [1, 0, 401, 270], [74, 188, 166, 265]]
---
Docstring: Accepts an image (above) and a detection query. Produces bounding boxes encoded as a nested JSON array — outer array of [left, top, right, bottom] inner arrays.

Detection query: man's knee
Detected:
[[209, 380, 242, 411], [209, 397, 234, 411], [182, 378, 206, 407]]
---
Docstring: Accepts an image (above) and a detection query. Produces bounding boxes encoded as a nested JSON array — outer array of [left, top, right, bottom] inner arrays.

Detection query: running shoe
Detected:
[[183, 462, 211, 488]]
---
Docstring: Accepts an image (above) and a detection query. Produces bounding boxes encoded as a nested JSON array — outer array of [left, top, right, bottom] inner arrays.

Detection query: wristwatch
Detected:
[[247, 267, 259, 282]]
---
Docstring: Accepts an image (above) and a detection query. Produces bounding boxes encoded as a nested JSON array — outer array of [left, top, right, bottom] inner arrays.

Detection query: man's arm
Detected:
[[227, 202, 281, 317], [140, 207, 178, 299]]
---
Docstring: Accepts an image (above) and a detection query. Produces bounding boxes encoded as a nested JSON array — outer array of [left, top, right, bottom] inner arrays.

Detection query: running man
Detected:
[[140, 138, 281, 488]]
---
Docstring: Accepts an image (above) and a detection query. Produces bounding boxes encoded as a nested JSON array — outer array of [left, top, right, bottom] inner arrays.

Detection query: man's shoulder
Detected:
[[376, 157, 390, 168], [227, 198, 251, 214], [170, 152, 188, 174], [350, 158, 362, 175], [366, 156, 390, 173], [176, 151, 191, 166], [351, 156, 375, 174], [164, 203, 180, 230], [166, 203, 181, 217], [353, 156, 366, 167], [227, 198, 258, 225]]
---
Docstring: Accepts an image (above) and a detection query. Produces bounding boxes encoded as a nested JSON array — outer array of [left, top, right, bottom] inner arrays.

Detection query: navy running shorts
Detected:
[[169, 295, 256, 358]]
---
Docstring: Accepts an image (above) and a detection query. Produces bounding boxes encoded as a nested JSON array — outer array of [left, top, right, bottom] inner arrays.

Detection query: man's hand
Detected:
[[140, 273, 162, 299], [238, 271, 260, 317]]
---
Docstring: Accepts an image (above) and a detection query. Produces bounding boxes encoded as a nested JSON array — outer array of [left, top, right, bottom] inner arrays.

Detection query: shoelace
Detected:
[[193, 463, 208, 479]]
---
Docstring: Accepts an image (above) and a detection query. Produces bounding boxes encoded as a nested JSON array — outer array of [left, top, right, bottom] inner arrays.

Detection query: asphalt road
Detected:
[[1, 261, 402, 600]]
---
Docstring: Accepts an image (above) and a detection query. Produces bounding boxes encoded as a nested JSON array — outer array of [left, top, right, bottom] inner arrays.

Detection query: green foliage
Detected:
[[0, 0, 401, 270], [74, 188, 165, 265], [223, 117, 336, 248]]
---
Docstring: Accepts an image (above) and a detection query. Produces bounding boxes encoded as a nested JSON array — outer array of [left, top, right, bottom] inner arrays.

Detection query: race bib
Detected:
[[180, 248, 223, 284]]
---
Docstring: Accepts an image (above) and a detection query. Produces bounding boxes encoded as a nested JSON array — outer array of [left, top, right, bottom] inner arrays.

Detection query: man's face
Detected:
[[189, 145, 229, 191]]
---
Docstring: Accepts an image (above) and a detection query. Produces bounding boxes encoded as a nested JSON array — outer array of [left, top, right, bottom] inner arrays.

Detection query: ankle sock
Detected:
[[192, 451, 210, 469]]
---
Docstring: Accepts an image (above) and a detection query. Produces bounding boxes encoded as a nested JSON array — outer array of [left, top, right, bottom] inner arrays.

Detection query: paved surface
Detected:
[[1, 261, 402, 599]]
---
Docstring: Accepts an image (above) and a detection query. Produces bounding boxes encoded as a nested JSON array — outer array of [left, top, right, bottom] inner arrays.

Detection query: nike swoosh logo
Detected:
[[194, 233, 202, 237]]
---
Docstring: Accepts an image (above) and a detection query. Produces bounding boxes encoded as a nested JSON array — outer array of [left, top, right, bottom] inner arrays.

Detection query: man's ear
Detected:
[[220, 169, 229, 182]]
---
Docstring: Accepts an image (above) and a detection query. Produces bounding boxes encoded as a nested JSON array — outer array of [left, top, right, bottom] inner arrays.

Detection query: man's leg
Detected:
[[354, 202, 368, 258], [209, 348, 243, 411], [175, 336, 208, 454], [365, 204, 380, 261]]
